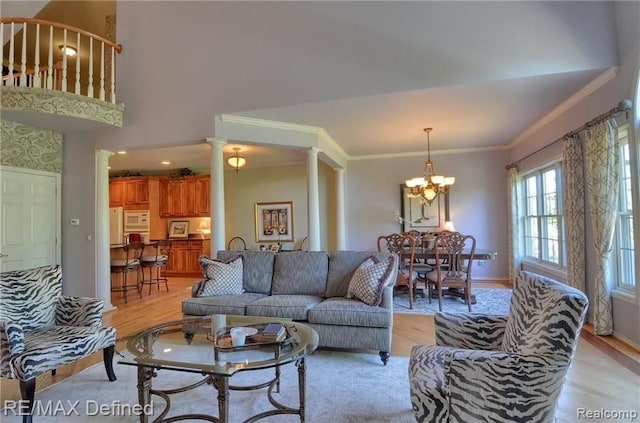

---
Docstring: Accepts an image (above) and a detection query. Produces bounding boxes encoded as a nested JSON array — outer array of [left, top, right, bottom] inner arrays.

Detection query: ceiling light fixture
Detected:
[[405, 128, 455, 205], [161, 161, 170, 165], [117, 151, 126, 155], [226, 147, 246, 173], [58, 45, 77, 57]]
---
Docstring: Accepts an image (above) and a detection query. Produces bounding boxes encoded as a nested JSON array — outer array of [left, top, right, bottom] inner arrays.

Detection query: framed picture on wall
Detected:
[[399, 185, 449, 231], [168, 221, 190, 238], [255, 201, 294, 243]]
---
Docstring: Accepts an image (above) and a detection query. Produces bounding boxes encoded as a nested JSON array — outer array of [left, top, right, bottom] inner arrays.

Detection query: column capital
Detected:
[[307, 147, 322, 158], [206, 137, 228, 147], [96, 149, 115, 158]]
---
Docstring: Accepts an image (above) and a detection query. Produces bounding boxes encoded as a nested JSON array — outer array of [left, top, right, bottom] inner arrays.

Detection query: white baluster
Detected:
[[75, 32, 81, 94], [33, 24, 41, 88], [47, 25, 53, 89], [110, 46, 115, 103], [87, 37, 94, 97], [99, 41, 105, 101], [8, 22, 15, 86], [61, 29, 68, 92], [20, 22, 27, 87]]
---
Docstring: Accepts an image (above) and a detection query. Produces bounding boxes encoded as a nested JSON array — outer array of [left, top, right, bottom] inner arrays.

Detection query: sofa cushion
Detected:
[[182, 293, 267, 316], [11, 325, 116, 381], [197, 256, 244, 297], [245, 295, 323, 320], [271, 251, 329, 296], [326, 251, 395, 297], [346, 256, 395, 306], [308, 297, 392, 328], [217, 250, 275, 294]]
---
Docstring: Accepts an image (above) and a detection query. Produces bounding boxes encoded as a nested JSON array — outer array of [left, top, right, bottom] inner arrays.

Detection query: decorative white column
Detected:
[[95, 150, 114, 311], [307, 148, 321, 251], [335, 168, 346, 250], [207, 137, 227, 255]]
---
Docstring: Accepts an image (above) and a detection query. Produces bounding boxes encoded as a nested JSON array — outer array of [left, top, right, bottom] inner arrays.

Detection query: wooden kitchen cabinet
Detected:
[[109, 177, 152, 208], [165, 239, 208, 276], [159, 176, 210, 217]]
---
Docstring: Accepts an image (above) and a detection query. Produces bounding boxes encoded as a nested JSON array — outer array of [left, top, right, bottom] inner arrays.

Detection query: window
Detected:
[[614, 125, 636, 290], [522, 163, 565, 268]]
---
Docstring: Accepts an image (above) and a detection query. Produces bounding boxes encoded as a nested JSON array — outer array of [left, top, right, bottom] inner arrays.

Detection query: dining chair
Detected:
[[425, 231, 476, 311], [377, 233, 416, 309], [227, 236, 247, 251], [110, 242, 145, 303]]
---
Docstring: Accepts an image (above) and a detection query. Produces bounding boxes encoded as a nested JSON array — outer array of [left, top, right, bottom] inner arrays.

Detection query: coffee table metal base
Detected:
[[135, 358, 307, 423]]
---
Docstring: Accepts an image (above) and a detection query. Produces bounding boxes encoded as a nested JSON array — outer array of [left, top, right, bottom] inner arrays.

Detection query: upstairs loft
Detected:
[[1, 17, 124, 132]]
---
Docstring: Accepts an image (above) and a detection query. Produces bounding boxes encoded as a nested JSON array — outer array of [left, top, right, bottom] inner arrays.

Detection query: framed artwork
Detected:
[[255, 201, 294, 243], [399, 185, 449, 231], [168, 221, 190, 238]]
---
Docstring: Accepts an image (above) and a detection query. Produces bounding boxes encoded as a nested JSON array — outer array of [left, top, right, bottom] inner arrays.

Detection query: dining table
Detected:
[[399, 247, 498, 304]]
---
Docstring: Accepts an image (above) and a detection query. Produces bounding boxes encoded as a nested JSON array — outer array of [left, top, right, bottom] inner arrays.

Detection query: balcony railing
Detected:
[[1, 18, 123, 103]]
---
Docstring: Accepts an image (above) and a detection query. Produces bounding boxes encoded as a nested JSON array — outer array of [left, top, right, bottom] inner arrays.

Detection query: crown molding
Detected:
[[349, 144, 509, 161], [508, 66, 619, 149]]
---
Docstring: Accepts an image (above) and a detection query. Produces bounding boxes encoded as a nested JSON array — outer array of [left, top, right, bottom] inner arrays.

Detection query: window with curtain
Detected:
[[613, 124, 635, 290], [522, 162, 566, 269]]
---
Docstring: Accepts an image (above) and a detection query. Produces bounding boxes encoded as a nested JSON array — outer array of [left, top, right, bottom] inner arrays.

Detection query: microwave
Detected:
[[124, 210, 150, 233]]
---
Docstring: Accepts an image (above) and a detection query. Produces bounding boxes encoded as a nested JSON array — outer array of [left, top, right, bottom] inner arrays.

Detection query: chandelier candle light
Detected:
[[405, 128, 455, 204]]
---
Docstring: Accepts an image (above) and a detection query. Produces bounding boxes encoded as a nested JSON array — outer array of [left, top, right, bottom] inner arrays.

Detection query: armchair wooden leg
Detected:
[[103, 345, 117, 382], [19, 378, 36, 423]]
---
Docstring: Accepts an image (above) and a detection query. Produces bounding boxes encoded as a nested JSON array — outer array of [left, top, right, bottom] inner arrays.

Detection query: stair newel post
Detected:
[[8, 22, 15, 86], [33, 24, 41, 88], [46, 25, 54, 89], [88, 37, 94, 98], [110, 45, 116, 103], [99, 41, 105, 101], [20, 22, 27, 87]]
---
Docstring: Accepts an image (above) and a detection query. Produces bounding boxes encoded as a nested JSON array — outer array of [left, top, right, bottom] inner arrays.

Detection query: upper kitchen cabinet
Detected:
[[159, 175, 210, 217], [109, 177, 156, 209]]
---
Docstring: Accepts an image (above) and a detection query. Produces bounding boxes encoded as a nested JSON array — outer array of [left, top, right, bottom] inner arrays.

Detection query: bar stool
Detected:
[[110, 242, 144, 303], [139, 240, 171, 294]]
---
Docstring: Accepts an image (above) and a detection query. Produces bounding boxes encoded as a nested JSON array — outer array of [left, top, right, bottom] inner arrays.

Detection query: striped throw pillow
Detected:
[[346, 256, 395, 306], [197, 256, 244, 297]]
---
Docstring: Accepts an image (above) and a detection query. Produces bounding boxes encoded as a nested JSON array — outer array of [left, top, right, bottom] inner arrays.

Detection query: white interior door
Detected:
[[0, 166, 60, 272]]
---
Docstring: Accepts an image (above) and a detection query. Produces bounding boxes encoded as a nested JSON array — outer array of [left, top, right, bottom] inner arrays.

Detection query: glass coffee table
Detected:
[[119, 314, 319, 423]]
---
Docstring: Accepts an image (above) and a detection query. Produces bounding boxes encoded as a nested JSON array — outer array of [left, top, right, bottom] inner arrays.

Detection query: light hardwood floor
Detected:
[[2, 278, 639, 422]]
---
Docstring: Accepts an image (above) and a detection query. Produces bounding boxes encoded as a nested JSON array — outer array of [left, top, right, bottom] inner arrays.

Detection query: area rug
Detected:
[[393, 287, 512, 315], [1, 351, 414, 423]]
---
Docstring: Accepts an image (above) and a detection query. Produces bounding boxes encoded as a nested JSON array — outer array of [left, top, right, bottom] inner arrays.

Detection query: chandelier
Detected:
[[226, 147, 246, 173], [405, 128, 455, 204]]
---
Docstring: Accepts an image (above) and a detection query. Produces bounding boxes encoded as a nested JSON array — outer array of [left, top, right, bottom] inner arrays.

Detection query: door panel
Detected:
[[0, 167, 59, 272]]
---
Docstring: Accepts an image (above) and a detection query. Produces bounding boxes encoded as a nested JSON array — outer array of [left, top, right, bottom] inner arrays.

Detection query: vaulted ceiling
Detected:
[[2, 1, 621, 172]]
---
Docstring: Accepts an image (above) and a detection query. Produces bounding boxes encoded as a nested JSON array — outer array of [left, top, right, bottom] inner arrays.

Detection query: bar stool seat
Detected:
[[110, 242, 144, 303], [139, 240, 171, 294]]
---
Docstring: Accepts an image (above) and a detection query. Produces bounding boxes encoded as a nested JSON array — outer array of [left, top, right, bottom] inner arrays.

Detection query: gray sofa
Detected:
[[182, 250, 398, 364]]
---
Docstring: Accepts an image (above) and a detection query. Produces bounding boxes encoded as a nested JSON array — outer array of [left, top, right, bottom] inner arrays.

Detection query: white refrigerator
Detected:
[[109, 207, 124, 244]]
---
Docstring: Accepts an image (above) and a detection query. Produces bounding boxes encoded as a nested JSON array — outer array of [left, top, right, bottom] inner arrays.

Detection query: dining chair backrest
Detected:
[[433, 231, 476, 279], [377, 232, 417, 307], [227, 236, 247, 251]]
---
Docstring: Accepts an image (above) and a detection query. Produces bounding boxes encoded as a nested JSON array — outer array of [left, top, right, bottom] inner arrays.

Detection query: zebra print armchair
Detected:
[[409, 270, 588, 423], [0, 265, 117, 423]]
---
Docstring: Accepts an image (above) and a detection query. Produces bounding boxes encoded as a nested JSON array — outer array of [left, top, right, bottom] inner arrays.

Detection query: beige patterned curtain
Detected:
[[506, 167, 522, 285], [584, 119, 619, 335], [562, 135, 586, 292]]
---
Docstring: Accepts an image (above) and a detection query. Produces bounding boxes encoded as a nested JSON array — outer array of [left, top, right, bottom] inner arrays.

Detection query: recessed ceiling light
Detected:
[[161, 161, 170, 165], [117, 151, 126, 155]]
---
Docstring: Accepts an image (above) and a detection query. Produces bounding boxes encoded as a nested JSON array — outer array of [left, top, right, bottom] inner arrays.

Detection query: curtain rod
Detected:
[[505, 99, 633, 170]]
